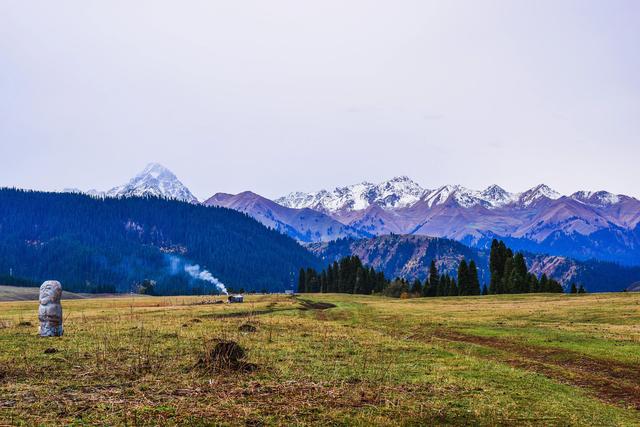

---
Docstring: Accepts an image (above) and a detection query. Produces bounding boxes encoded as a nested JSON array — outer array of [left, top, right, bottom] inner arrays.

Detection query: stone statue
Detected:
[[38, 280, 63, 337]]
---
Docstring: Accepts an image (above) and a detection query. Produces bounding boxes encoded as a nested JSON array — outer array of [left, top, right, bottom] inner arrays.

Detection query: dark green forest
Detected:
[[299, 240, 564, 297], [0, 189, 321, 294]]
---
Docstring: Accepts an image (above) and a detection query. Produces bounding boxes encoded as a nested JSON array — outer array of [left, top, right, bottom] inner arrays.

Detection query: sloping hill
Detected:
[[203, 191, 370, 242], [308, 235, 640, 292], [308, 234, 489, 283], [0, 189, 321, 294]]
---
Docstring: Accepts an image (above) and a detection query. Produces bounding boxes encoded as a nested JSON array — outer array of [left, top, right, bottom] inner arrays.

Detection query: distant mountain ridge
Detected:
[[273, 177, 640, 265], [203, 191, 371, 243], [62, 167, 640, 266], [275, 178, 568, 212], [308, 234, 640, 293]]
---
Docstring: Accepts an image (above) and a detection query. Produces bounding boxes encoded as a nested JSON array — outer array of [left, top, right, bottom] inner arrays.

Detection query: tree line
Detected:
[[489, 240, 564, 294], [298, 256, 388, 295], [299, 239, 573, 297]]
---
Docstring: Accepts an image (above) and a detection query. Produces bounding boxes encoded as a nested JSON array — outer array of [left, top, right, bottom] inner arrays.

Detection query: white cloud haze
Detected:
[[0, 0, 638, 199]]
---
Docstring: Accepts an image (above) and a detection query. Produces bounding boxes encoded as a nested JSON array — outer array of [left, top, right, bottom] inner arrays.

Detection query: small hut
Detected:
[[228, 295, 244, 303]]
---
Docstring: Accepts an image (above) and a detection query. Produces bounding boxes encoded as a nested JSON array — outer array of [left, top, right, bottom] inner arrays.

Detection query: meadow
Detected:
[[1, 292, 639, 426]]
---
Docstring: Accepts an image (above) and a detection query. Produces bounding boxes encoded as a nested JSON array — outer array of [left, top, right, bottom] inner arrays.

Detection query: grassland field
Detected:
[[1, 292, 639, 426]]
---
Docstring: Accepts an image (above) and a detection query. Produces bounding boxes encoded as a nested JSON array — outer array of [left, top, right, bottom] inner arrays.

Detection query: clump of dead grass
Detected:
[[196, 339, 257, 373], [239, 323, 257, 333]]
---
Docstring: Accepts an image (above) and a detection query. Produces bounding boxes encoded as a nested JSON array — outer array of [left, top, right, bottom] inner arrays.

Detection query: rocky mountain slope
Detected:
[[203, 191, 370, 242], [308, 234, 489, 283]]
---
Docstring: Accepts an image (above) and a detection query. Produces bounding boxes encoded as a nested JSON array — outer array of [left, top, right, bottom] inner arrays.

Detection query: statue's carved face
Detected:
[[39, 281, 62, 305]]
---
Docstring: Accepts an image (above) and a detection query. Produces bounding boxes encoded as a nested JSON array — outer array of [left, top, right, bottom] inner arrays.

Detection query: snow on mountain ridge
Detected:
[[63, 163, 198, 203], [480, 184, 520, 207], [275, 176, 428, 213], [278, 178, 566, 212], [570, 190, 621, 207], [106, 163, 198, 203], [518, 184, 562, 207]]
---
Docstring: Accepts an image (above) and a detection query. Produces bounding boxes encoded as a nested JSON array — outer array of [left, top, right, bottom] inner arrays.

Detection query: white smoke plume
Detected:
[[183, 263, 228, 295], [166, 255, 228, 295]]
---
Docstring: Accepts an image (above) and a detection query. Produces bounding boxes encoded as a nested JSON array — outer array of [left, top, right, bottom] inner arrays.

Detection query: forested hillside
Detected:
[[308, 235, 640, 292], [0, 189, 321, 294]]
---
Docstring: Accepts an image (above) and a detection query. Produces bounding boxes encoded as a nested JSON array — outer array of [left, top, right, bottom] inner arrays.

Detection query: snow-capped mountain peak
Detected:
[[422, 184, 518, 209], [518, 184, 561, 207], [374, 176, 427, 208], [480, 184, 519, 207], [424, 185, 466, 207], [106, 163, 199, 203], [279, 179, 529, 212], [276, 176, 428, 213], [277, 179, 579, 212], [570, 190, 621, 207]]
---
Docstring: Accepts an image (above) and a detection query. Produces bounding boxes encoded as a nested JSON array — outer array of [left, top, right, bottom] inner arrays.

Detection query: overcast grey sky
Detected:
[[1, 0, 638, 200]]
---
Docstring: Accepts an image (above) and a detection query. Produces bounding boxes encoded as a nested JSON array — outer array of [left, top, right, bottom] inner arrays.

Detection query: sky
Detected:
[[1, 0, 639, 200]]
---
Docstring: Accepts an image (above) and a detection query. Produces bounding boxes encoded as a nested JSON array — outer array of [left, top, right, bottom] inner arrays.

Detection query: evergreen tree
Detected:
[[438, 274, 447, 296], [489, 240, 507, 294], [331, 261, 340, 292], [374, 271, 387, 293], [306, 268, 319, 293], [353, 266, 365, 294], [570, 282, 578, 294], [457, 260, 469, 295], [428, 260, 439, 297], [539, 274, 549, 292], [481, 284, 489, 295], [501, 257, 514, 294], [320, 270, 327, 293], [326, 264, 334, 293], [510, 253, 529, 293], [411, 279, 422, 295], [297, 268, 306, 293], [449, 276, 458, 296], [550, 278, 564, 293], [297, 255, 390, 296], [421, 278, 430, 297], [578, 284, 586, 293], [468, 260, 481, 295], [528, 273, 540, 293]]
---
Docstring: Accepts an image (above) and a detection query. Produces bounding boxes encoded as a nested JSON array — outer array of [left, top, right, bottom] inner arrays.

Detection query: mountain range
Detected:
[[63, 164, 640, 266], [228, 177, 640, 265]]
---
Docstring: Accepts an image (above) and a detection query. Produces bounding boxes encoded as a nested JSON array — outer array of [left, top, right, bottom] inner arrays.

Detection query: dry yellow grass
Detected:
[[1, 292, 639, 425]]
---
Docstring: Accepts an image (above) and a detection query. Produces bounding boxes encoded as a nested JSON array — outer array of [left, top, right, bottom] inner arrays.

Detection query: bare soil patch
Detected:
[[205, 308, 289, 319], [297, 300, 337, 310]]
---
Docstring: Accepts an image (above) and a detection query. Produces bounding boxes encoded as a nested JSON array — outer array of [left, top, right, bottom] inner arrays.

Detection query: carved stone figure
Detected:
[[38, 280, 63, 337]]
